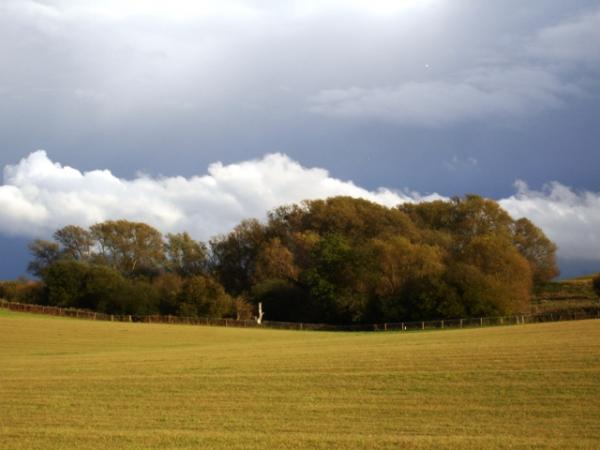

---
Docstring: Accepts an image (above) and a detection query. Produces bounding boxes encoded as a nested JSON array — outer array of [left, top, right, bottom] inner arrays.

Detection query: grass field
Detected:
[[531, 275, 599, 314], [1, 309, 599, 449]]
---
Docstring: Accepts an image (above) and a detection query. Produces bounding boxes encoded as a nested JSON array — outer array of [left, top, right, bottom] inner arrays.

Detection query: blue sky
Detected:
[[1, 0, 599, 279]]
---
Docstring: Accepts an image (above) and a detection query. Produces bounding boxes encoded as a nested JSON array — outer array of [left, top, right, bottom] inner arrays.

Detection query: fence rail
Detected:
[[1, 298, 599, 332]]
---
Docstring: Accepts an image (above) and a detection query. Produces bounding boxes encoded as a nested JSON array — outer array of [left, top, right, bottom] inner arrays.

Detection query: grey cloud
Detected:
[[0, 150, 437, 240], [528, 7, 600, 66], [0, 0, 599, 206], [308, 67, 580, 126], [5, 0, 586, 133]]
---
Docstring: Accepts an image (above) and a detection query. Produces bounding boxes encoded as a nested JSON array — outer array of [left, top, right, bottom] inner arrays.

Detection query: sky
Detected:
[[1, 0, 599, 279]]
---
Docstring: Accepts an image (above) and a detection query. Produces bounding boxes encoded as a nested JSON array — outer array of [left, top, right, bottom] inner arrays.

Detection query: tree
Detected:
[[42, 260, 89, 307], [80, 265, 126, 312], [368, 236, 444, 298], [165, 232, 207, 277], [22, 195, 560, 323], [210, 219, 265, 294], [269, 196, 419, 243], [230, 296, 254, 320], [90, 220, 164, 277], [365, 237, 446, 322], [511, 218, 559, 285], [455, 235, 532, 314], [251, 279, 309, 322], [177, 275, 231, 318], [53, 225, 93, 261], [27, 239, 60, 277], [303, 233, 368, 323], [153, 273, 184, 315], [252, 237, 299, 284]]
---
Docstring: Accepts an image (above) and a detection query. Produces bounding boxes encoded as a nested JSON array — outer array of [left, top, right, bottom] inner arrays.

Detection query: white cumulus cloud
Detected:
[[500, 181, 600, 261], [0, 151, 439, 240], [1, 151, 599, 263]]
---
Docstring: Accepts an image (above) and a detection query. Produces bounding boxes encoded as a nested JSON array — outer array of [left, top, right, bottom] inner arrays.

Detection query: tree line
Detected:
[[0, 195, 560, 324]]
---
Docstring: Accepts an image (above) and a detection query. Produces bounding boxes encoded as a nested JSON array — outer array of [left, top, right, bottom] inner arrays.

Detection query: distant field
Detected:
[[1, 311, 599, 449], [531, 275, 599, 314]]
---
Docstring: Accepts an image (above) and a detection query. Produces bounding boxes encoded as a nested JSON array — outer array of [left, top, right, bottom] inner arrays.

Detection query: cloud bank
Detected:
[[500, 181, 600, 261], [309, 68, 579, 127], [1, 151, 599, 263], [0, 151, 437, 240]]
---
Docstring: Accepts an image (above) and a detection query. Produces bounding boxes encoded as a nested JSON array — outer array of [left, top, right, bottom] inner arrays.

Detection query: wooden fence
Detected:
[[1, 298, 599, 332]]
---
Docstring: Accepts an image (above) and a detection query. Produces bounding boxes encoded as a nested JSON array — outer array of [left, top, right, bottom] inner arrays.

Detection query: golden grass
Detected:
[[1, 310, 599, 449]]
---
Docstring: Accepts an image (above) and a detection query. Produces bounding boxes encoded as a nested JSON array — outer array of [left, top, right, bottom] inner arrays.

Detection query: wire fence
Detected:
[[1, 298, 599, 332]]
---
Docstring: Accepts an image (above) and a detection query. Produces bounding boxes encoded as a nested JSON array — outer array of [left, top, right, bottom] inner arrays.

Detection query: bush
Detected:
[[177, 275, 231, 318], [593, 273, 600, 298]]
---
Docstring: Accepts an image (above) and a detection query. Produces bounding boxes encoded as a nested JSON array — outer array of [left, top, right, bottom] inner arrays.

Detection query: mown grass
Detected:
[[1, 311, 599, 449]]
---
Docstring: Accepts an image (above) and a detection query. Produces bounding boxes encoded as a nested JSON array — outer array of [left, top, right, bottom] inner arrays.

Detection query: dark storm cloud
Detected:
[[1, 1, 598, 148]]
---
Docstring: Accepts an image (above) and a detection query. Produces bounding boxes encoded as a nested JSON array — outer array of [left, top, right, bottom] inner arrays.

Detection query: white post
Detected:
[[255, 302, 264, 325]]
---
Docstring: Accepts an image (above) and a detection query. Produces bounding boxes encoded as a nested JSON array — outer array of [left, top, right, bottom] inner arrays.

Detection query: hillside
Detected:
[[531, 274, 599, 314], [1, 309, 599, 449]]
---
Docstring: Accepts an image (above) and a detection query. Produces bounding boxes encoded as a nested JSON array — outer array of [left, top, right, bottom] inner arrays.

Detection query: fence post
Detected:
[[441, 320, 444, 329], [128, 315, 132, 322], [421, 321, 425, 330], [480, 317, 483, 327], [460, 319, 463, 328], [384, 323, 387, 331], [225, 319, 228, 328]]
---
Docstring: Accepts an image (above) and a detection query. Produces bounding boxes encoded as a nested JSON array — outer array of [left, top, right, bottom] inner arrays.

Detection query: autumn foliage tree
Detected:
[[217, 195, 559, 323], [26, 220, 235, 318], [25, 195, 559, 323]]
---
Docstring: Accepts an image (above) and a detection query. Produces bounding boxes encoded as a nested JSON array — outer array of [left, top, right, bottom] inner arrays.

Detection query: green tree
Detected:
[[27, 239, 60, 277], [42, 260, 88, 307], [177, 275, 231, 318], [90, 220, 164, 277], [251, 279, 310, 322], [210, 219, 265, 294], [53, 225, 93, 261], [165, 232, 207, 277], [153, 272, 184, 315], [303, 233, 368, 323], [80, 265, 126, 312]]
